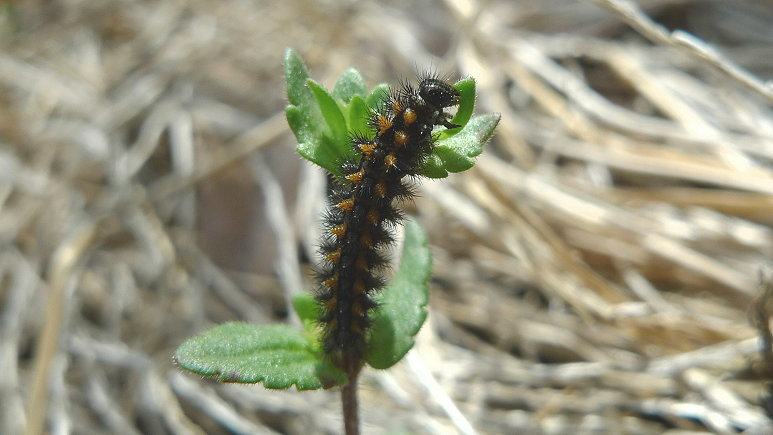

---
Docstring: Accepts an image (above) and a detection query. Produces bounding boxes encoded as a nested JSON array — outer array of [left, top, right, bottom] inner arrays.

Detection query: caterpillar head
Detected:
[[419, 78, 460, 109]]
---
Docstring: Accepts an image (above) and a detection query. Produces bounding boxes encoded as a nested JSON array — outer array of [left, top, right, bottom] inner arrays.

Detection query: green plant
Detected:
[[174, 48, 499, 434]]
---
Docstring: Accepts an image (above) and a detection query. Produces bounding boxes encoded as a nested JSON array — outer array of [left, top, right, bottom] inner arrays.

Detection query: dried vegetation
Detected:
[[2, 0, 773, 433]]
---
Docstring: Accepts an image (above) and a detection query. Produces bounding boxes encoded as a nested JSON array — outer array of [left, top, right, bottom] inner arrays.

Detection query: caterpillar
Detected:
[[315, 75, 461, 368]]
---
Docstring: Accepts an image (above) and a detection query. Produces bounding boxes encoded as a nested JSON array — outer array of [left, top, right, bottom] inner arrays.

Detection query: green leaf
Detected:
[[293, 121, 344, 176], [284, 105, 314, 146], [420, 154, 449, 178], [284, 48, 312, 107], [174, 322, 346, 390], [292, 292, 321, 336], [347, 94, 371, 137], [425, 113, 501, 178], [438, 77, 476, 141], [366, 220, 431, 369], [332, 68, 367, 103], [307, 79, 348, 151], [284, 49, 337, 173], [365, 83, 390, 110]]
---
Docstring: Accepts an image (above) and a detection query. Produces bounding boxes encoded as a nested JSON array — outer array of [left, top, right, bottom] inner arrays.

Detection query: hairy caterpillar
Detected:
[[315, 75, 461, 367]]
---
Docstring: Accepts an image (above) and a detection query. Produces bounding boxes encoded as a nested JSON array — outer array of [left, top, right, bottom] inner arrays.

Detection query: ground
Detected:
[[2, 0, 772, 433]]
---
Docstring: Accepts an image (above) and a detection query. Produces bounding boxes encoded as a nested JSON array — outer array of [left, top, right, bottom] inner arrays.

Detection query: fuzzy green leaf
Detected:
[[347, 94, 371, 137], [307, 79, 349, 154], [284, 105, 315, 147], [366, 220, 431, 369], [419, 154, 449, 179], [365, 83, 390, 110], [174, 322, 346, 390], [294, 129, 345, 176], [284, 49, 339, 174], [284, 49, 324, 146], [332, 68, 367, 103], [292, 292, 321, 336], [438, 77, 476, 141], [284, 48, 313, 107], [424, 113, 501, 178]]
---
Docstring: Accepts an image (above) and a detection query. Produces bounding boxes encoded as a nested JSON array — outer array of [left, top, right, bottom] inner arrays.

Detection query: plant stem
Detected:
[[341, 355, 362, 435]]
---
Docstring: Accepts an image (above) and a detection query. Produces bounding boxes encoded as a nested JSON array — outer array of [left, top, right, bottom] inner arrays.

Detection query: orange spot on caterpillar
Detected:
[[330, 223, 347, 238], [403, 108, 417, 125], [358, 142, 376, 157], [375, 180, 387, 197], [350, 321, 363, 333], [337, 198, 354, 211], [323, 274, 338, 288], [324, 296, 337, 310], [367, 209, 379, 225], [377, 115, 392, 133], [394, 131, 409, 146], [345, 170, 364, 183], [392, 100, 403, 113], [351, 301, 365, 316], [384, 153, 397, 168], [325, 249, 341, 262], [360, 233, 373, 248], [353, 279, 366, 294]]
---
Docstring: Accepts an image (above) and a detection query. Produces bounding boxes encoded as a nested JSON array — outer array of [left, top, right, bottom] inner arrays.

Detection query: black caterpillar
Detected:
[[316, 75, 461, 368]]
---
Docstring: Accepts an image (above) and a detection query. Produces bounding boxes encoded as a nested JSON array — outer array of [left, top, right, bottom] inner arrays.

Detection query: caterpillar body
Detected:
[[315, 76, 461, 367]]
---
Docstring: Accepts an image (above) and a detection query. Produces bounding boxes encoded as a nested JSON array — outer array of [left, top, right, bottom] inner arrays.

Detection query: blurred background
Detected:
[[2, 0, 773, 433]]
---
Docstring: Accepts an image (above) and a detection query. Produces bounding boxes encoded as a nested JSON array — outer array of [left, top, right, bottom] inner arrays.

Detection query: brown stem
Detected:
[[341, 355, 362, 435]]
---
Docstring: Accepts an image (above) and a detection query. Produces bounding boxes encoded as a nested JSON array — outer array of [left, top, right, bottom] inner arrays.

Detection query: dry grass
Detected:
[[2, 0, 773, 433]]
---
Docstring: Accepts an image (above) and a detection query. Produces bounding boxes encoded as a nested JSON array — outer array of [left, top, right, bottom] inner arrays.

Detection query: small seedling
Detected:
[[174, 48, 499, 434]]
